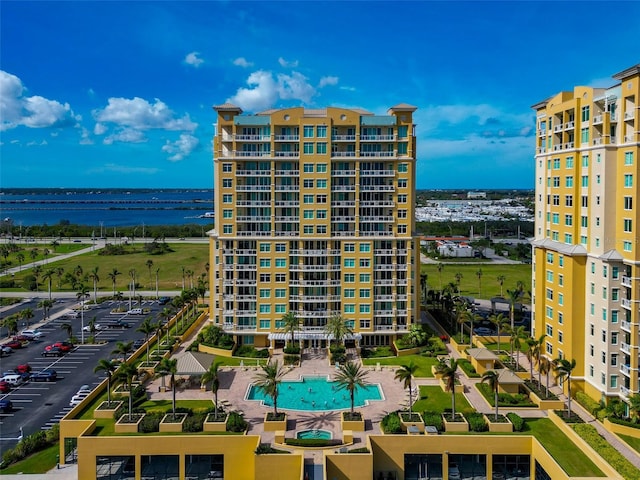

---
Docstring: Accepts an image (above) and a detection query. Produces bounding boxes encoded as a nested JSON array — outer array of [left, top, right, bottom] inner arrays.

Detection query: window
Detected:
[[260, 243, 271, 252], [303, 125, 314, 138], [624, 196, 633, 210], [359, 243, 371, 252], [581, 128, 589, 144], [611, 332, 618, 345], [546, 306, 553, 319], [359, 289, 370, 298], [611, 310, 618, 323], [602, 309, 607, 321], [398, 225, 407, 234], [359, 273, 371, 282], [223, 163, 232, 172], [398, 194, 407, 203], [601, 330, 606, 342], [303, 210, 314, 219], [602, 287, 607, 299], [610, 376, 618, 389], [260, 320, 271, 329], [552, 194, 560, 205], [591, 262, 595, 274], [398, 163, 408, 172], [398, 126, 408, 138], [552, 213, 559, 224], [590, 324, 594, 335], [275, 259, 286, 267], [276, 273, 286, 282], [623, 241, 632, 252], [624, 174, 633, 187], [612, 266, 619, 279], [612, 288, 619, 301], [397, 142, 408, 155], [553, 158, 560, 169], [223, 194, 232, 204], [546, 271, 554, 282], [581, 176, 588, 187], [581, 195, 588, 207], [546, 324, 553, 336], [624, 151, 634, 165], [344, 289, 355, 298], [581, 216, 588, 228], [547, 253, 554, 264], [624, 219, 633, 232], [275, 288, 286, 298], [356, 304, 371, 314], [344, 304, 355, 314], [259, 305, 270, 314], [259, 258, 271, 267], [260, 274, 271, 282], [546, 342, 553, 355], [303, 142, 313, 154], [603, 266, 607, 278], [316, 225, 326, 234], [565, 176, 573, 187], [553, 176, 560, 187], [601, 352, 606, 365], [316, 195, 327, 203], [317, 179, 327, 188], [359, 259, 370, 267], [398, 209, 407, 218], [275, 304, 286, 313], [580, 235, 588, 245], [558, 331, 563, 343], [590, 282, 595, 294], [316, 142, 327, 154], [398, 179, 407, 188], [565, 195, 573, 207], [275, 243, 286, 252], [344, 243, 355, 252], [558, 293, 563, 306], [344, 258, 355, 268], [303, 194, 314, 204], [317, 163, 327, 173], [558, 274, 563, 286], [344, 273, 355, 282], [589, 365, 594, 377], [223, 178, 232, 188], [581, 106, 590, 121], [546, 288, 554, 300], [558, 312, 563, 324], [559, 256, 564, 267], [590, 345, 594, 356], [223, 209, 233, 219], [316, 125, 327, 138], [581, 155, 589, 167], [303, 163, 314, 173], [259, 289, 271, 298], [303, 179, 314, 188], [565, 215, 573, 226], [317, 209, 327, 219]]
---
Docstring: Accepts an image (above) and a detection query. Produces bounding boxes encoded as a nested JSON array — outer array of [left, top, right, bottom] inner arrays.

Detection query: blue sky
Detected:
[[1, 1, 639, 189]]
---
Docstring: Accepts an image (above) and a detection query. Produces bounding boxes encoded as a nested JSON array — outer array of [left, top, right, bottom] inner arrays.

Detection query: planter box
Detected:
[[439, 377, 464, 393], [93, 401, 124, 419], [341, 412, 365, 431], [159, 413, 188, 432], [115, 413, 145, 433], [112, 383, 141, 397], [264, 413, 287, 432], [431, 365, 444, 379], [203, 414, 229, 432], [603, 418, 640, 440], [400, 413, 425, 434], [484, 414, 513, 432], [529, 389, 565, 410], [443, 413, 469, 432]]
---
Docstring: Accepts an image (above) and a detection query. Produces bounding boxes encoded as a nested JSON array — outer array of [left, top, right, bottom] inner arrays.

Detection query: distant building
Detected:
[[437, 241, 474, 258], [467, 191, 487, 199]]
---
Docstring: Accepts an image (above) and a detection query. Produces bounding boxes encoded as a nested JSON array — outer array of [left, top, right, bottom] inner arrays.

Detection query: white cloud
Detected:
[[93, 97, 197, 136], [87, 163, 160, 175], [184, 51, 204, 67], [161, 133, 199, 162], [233, 57, 253, 68], [0, 70, 80, 131], [26, 140, 48, 147], [278, 57, 299, 68], [319, 76, 339, 88], [228, 70, 316, 112], [339, 86, 356, 92], [79, 128, 93, 145], [103, 128, 147, 145]]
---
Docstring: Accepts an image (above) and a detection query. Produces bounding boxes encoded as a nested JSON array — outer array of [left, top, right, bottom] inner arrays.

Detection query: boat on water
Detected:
[[199, 212, 215, 218]]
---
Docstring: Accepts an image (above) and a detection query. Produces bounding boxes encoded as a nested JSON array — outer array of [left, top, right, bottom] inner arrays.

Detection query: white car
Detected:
[[448, 463, 461, 480], [69, 391, 91, 407], [21, 329, 44, 340], [83, 324, 103, 332]]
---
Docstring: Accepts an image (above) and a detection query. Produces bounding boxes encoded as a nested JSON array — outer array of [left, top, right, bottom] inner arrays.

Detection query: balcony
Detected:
[[273, 230, 299, 237], [235, 134, 271, 141], [537, 147, 546, 154], [621, 342, 631, 355], [331, 200, 356, 207], [237, 200, 271, 206], [274, 170, 299, 176], [360, 216, 394, 222], [274, 201, 299, 207], [274, 216, 299, 222], [374, 249, 394, 255], [361, 200, 394, 207], [374, 324, 395, 331], [373, 279, 394, 286], [360, 170, 396, 177], [621, 320, 632, 333], [374, 310, 395, 316], [593, 115, 603, 125], [621, 385, 631, 397], [233, 151, 271, 158], [375, 295, 394, 301], [374, 264, 395, 271], [563, 142, 575, 150], [237, 231, 272, 236], [360, 231, 393, 237], [332, 216, 356, 222], [553, 124, 563, 133], [237, 216, 270, 222], [290, 295, 341, 302], [624, 111, 635, 120], [621, 298, 632, 310], [236, 185, 271, 192], [360, 185, 395, 191], [331, 135, 356, 141], [359, 151, 395, 157], [620, 364, 631, 377], [274, 151, 300, 158], [223, 324, 257, 332], [331, 151, 356, 158], [592, 137, 603, 145], [298, 310, 337, 318], [624, 135, 635, 143], [274, 135, 300, 141], [235, 295, 257, 301], [331, 185, 356, 192], [565, 121, 575, 130], [236, 169, 271, 176], [331, 170, 356, 176], [274, 185, 299, 191], [290, 264, 341, 271], [290, 249, 340, 256], [360, 134, 396, 141]]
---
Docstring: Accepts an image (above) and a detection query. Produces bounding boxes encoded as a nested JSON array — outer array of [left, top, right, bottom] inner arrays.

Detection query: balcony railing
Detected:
[[621, 342, 631, 355], [235, 134, 271, 141], [624, 111, 635, 120], [360, 231, 393, 237], [359, 151, 395, 157], [621, 298, 632, 310], [274, 151, 300, 158], [331, 151, 356, 157], [360, 185, 395, 191], [620, 364, 631, 377], [274, 170, 299, 176], [274, 185, 299, 191], [624, 135, 635, 143], [361, 216, 394, 222], [237, 216, 270, 222], [236, 185, 271, 191], [593, 137, 603, 145], [331, 135, 356, 141], [360, 134, 396, 141], [331, 170, 356, 176], [274, 216, 299, 222], [593, 115, 603, 125], [274, 135, 300, 141], [236, 169, 271, 176], [360, 170, 396, 177], [620, 320, 632, 332], [331, 185, 356, 191], [361, 201, 394, 207], [237, 201, 270, 206], [233, 151, 271, 157]]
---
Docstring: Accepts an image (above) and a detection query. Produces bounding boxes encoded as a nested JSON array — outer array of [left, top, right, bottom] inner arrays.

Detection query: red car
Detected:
[[47, 341, 74, 353], [12, 335, 30, 344], [0, 381, 10, 393], [16, 363, 31, 374], [5, 340, 22, 349]]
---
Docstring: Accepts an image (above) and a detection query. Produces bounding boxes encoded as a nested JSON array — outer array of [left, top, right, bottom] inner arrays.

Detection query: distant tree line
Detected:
[[417, 220, 534, 239], [1, 223, 213, 240]]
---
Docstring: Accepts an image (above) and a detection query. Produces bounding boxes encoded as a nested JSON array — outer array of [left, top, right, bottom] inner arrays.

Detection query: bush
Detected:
[[285, 438, 341, 447], [139, 412, 163, 433], [197, 325, 234, 349], [422, 411, 444, 432], [255, 443, 289, 454], [234, 345, 269, 358], [283, 345, 300, 354], [284, 354, 299, 365], [381, 411, 403, 434], [458, 359, 480, 378], [507, 413, 524, 432], [466, 412, 488, 432], [576, 391, 602, 417], [1, 424, 59, 468], [360, 346, 394, 358], [573, 424, 639, 480], [226, 411, 248, 432], [183, 413, 206, 432]]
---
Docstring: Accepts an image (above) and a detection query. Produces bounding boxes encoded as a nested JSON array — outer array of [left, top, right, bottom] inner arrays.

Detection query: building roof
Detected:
[[530, 238, 587, 257], [495, 369, 525, 385], [213, 103, 243, 112], [174, 351, 215, 375], [467, 348, 499, 361], [389, 103, 418, 112], [600, 249, 624, 261], [613, 64, 640, 81]]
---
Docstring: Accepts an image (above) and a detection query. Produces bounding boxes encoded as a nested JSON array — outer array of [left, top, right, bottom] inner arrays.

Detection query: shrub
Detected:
[[381, 411, 403, 434], [284, 354, 299, 365], [285, 438, 341, 447], [422, 411, 444, 432], [576, 391, 602, 417], [283, 345, 300, 354], [234, 345, 269, 358], [507, 413, 524, 432], [607, 417, 640, 429], [226, 411, 248, 432], [255, 443, 289, 454], [174, 407, 193, 415], [466, 412, 488, 432], [348, 447, 370, 453], [573, 424, 640, 480], [0, 424, 59, 468], [139, 412, 163, 433], [197, 325, 234, 349], [183, 413, 206, 432]]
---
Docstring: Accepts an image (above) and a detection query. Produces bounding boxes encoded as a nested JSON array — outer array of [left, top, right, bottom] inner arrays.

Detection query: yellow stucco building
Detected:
[[531, 64, 640, 404], [208, 104, 420, 350]]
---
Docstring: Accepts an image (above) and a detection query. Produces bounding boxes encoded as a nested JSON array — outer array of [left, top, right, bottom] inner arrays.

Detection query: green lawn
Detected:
[[1, 243, 209, 293], [139, 399, 215, 413], [421, 263, 531, 301], [619, 433, 640, 454], [0, 443, 60, 474], [361, 354, 438, 377], [412, 386, 473, 415]]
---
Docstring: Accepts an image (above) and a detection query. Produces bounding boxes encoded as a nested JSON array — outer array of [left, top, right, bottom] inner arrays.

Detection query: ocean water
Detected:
[[0, 189, 214, 227]]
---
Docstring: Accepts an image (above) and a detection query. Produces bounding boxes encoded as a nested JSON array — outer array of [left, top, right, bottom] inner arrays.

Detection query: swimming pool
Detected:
[[246, 375, 384, 412], [296, 429, 332, 440]]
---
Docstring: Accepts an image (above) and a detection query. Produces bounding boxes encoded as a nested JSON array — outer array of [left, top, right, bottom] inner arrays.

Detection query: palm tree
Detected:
[[627, 393, 640, 422], [196, 277, 207, 305], [73, 264, 84, 281], [32, 264, 42, 292], [325, 314, 353, 349], [395, 361, 419, 414], [530, 334, 546, 382], [554, 358, 577, 419], [2, 315, 18, 337], [334, 361, 370, 417], [136, 317, 156, 362], [253, 360, 286, 417], [481, 370, 500, 420], [510, 326, 527, 371], [111, 340, 134, 362], [435, 358, 459, 420], [16, 252, 24, 271], [145, 259, 154, 286], [43, 248, 50, 264], [60, 322, 73, 341], [115, 362, 139, 421], [42, 268, 55, 301], [539, 357, 552, 398], [76, 283, 90, 344], [525, 337, 538, 381], [29, 248, 39, 262], [496, 275, 506, 297], [488, 312, 507, 351], [476, 268, 483, 296], [154, 267, 160, 299], [154, 321, 166, 356], [454, 272, 463, 288], [181, 266, 186, 290], [506, 288, 522, 355], [107, 268, 121, 296], [114, 291, 124, 310], [437, 263, 444, 290], [159, 307, 173, 345], [37, 299, 54, 321], [128, 268, 137, 310], [94, 359, 117, 405], [155, 358, 178, 417], [55, 266, 64, 289], [89, 266, 100, 304], [20, 307, 34, 328], [280, 311, 301, 349], [201, 362, 222, 418]]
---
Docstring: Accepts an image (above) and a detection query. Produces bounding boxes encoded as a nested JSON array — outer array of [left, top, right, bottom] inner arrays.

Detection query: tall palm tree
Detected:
[[76, 283, 90, 344], [181, 266, 186, 290], [488, 312, 507, 351], [253, 360, 286, 417], [481, 370, 500, 420], [43, 248, 50, 264], [111, 341, 134, 362], [154, 267, 160, 299], [437, 263, 444, 290], [436, 358, 459, 420], [73, 264, 84, 281], [32, 265, 42, 292], [496, 275, 506, 297], [2, 315, 18, 337], [539, 357, 552, 398], [55, 266, 64, 289], [128, 268, 137, 310], [334, 361, 370, 417], [20, 307, 34, 328], [145, 259, 154, 286], [115, 362, 139, 421], [325, 314, 353, 349], [201, 362, 222, 418], [136, 317, 156, 362], [554, 358, 577, 419], [395, 361, 419, 414], [16, 252, 24, 271], [159, 307, 173, 345], [154, 321, 166, 356], [89, 266, 100, 304], [530, 334, 546, 382], [476, 268, 483, 296], [454, 272, 463, 288], [29, 248, 39, 262], [37, 299, 54, 322], [42, 268, 55, 301], [60, 322, 73, 341], [506, 288, 522, 356], [155, 358, 178, 417], [512, 326, 527, 371], [94, 359, 117, 405], [455, 299, 471, 342], [107, 268, 121, 296], [280, 311, 301, 348]]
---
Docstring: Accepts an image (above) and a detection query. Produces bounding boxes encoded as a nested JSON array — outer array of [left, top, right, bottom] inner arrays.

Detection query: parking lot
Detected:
[[0, 298, 166, 456]]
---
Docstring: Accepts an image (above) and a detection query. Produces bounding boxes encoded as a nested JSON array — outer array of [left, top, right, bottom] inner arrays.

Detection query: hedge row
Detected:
[[575, 391, 602, 416], [572, 424, 639, 480]]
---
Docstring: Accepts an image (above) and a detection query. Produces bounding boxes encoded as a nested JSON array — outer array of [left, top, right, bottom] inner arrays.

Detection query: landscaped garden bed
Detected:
[[341, 411, 365, 431], [475, 382, 536, 407]]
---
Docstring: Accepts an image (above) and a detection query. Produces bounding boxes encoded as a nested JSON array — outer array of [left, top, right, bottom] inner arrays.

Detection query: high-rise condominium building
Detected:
[[532, 64, 640, 404], [210, 104, 420, 350]]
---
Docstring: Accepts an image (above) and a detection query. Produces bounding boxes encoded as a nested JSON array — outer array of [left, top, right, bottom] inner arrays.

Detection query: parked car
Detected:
[[158, 296, 171, 305], [106, 320, 130, 329], [78, 384, 92, 393], [0, 381, 11, 393], [473, 327, 494, 336], [21, 329, 43, 340], [0, 345, 13, 355], [127, 308, 143, 315], [16, 363, 32, 374], [5, 340, 22, 350], [69, 391, 90, 407], [83, 323, 103, 332], [12, 335, 30, 345], [30, 369, 57, 382], [448, 462, 461, 480], [51, 341, 74, 352], [64, 310, 80, 319], [42, 347, 64, 357], [0, 373, 25, 386], [0, 399, 13, 413], [132, 339, 145, 349]]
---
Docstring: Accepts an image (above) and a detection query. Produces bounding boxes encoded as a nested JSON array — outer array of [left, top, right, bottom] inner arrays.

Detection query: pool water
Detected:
[[246, 376, 383, 411], [296, 429, 332, 440]]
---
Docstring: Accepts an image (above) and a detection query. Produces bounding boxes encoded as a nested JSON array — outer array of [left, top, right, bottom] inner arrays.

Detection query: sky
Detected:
[[1, 1, 639, 190]]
